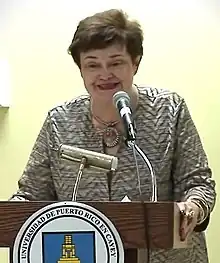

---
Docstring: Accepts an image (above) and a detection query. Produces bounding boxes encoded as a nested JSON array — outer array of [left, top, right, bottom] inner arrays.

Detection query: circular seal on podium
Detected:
[[13, 201, 124, 263]]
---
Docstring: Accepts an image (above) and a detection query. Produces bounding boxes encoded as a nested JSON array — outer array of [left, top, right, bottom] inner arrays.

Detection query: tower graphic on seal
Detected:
[[57, 235, 80, 263]]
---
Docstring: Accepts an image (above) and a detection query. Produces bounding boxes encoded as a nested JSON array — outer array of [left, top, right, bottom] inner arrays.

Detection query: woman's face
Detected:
[[79, 43, 139, 104]]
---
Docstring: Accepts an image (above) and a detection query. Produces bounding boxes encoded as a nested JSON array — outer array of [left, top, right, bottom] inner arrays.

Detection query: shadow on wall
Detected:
[[0, 108, 9, 142]]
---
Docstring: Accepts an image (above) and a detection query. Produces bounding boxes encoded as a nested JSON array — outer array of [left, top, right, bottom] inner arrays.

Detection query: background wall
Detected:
[[0, 0, 219, 262]]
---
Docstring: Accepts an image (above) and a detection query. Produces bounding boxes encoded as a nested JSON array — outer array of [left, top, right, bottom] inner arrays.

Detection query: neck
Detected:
[[90, 87, 139, 124], [91, 101, 120, 123]]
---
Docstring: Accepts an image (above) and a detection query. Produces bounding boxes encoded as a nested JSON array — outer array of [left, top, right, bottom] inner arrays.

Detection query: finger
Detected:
[[180, 205, 189, 241], [186, 210, 195, 225], [178, 203, 188, 241], [181, 206, 196, 241], [185, 224, 194, 238], [179, 203, 195, 241], [184, 211, 196, 237]]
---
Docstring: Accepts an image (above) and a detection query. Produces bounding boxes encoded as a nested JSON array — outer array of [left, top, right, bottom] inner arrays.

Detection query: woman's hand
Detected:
[[177, 200, 200, 241]]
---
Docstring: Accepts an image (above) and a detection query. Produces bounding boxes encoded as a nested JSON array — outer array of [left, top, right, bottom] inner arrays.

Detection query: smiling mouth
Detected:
[[97, 83, 119, 90]]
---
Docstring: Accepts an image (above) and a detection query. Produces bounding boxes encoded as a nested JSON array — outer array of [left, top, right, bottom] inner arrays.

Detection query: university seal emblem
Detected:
[[13, 201, 124, 263]]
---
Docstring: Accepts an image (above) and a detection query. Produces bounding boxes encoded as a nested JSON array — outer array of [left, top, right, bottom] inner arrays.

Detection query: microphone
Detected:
[[58, 144, 118, 172], [113, 91, 136, 143], [113, 93, 158, 203]]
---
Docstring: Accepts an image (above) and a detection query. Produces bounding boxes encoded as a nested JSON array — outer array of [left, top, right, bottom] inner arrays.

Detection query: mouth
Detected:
[[97, 83, 120, 91]]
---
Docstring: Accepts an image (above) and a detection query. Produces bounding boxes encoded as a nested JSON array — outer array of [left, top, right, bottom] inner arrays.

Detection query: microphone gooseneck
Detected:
[[112, 90, 158, 202]]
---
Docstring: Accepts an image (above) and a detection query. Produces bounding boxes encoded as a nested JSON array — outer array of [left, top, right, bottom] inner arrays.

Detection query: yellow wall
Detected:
[[0, 0, 219, 262]]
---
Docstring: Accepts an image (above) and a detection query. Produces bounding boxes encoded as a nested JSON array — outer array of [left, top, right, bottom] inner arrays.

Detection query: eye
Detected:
[[111, 60, 123, 67], [87, 63, 98, 68]]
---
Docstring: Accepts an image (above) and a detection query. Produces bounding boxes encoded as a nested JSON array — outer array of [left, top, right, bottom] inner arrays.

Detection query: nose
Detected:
[[99, 66, 112, 80]]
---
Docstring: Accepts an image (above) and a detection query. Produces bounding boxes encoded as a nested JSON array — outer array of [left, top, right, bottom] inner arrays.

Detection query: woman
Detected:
[[11, 9, 216, 263]]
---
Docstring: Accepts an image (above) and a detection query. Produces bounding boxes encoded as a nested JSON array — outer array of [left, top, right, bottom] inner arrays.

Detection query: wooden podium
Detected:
[[0, 201, 188, 263]]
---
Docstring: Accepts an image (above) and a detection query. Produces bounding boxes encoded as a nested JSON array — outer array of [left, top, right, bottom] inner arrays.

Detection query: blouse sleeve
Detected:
[[10, 115, 57, 201], [172, 99, 216, 226]]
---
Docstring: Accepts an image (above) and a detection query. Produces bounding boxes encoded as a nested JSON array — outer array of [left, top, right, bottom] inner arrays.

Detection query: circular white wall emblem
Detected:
[[13, 201, 124, 263]]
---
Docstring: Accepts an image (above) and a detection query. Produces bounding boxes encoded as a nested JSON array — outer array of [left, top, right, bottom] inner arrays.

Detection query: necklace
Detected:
[[92, 114, 121, 148]]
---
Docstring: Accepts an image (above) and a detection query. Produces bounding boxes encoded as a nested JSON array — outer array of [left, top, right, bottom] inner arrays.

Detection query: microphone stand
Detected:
[[106, 170, 115, 201], [56, 145, 118, 201], [126, 138, 157, 263], [126, 139, 158, 203], [72, 157, 115, 202], [72, 157, 87, 201]]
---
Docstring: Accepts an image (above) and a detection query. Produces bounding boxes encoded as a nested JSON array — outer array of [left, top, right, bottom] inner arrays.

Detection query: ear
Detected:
[[133, 56, 142, 75]]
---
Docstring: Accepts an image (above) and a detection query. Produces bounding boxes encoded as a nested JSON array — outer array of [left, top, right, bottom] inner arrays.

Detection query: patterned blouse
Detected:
[[11, 86, 216, 263]]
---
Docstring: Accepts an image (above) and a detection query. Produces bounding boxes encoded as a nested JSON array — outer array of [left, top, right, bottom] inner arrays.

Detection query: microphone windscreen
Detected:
[[113, 91, 130, 108]]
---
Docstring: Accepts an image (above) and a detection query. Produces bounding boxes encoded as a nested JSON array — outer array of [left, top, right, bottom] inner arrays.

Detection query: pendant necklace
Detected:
[[92, 114, 121, 148]]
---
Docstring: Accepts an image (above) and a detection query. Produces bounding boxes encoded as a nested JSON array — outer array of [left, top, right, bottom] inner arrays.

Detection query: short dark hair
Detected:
[[68, 9, 144, 68]]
